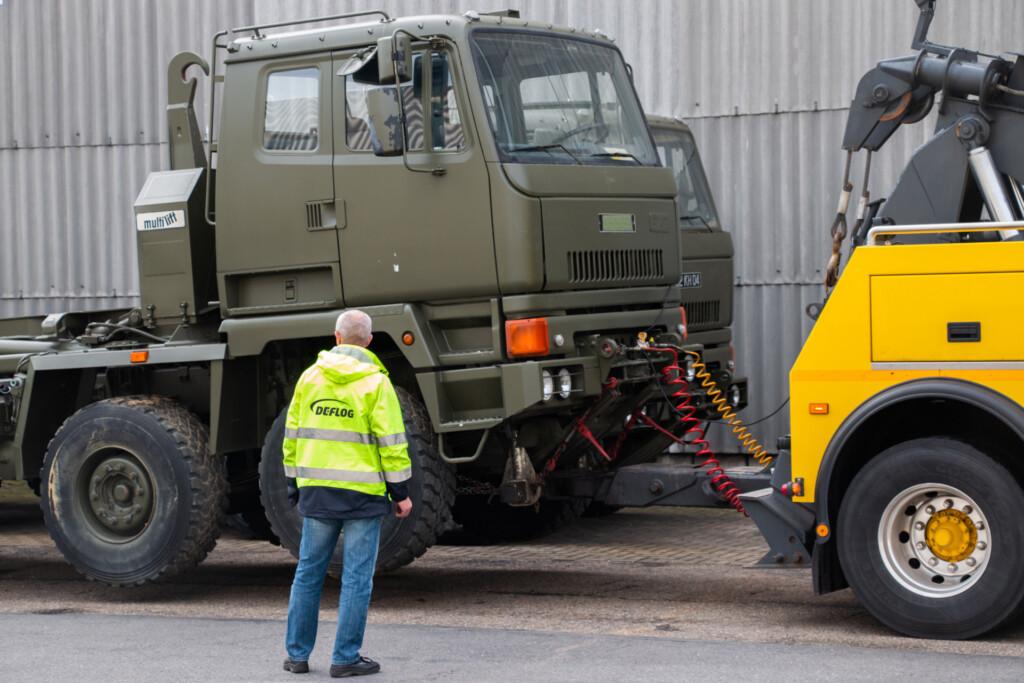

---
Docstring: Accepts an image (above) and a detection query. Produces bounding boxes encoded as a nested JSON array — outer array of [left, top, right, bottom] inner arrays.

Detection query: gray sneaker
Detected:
[[330, 656, 381, 677]]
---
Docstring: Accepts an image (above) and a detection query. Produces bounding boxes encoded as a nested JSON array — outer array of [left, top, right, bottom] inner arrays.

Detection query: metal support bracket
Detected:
[[740, 488, 815, 567]]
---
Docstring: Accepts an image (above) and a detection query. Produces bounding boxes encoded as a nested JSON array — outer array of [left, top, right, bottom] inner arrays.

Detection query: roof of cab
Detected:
[[225, 11, 616, 64]]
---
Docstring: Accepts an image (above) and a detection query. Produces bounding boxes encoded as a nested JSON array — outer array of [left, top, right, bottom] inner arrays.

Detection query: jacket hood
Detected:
[[315, 345, 387, 385]]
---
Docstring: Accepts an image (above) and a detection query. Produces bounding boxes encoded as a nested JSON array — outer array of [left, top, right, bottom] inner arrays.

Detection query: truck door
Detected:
[[331, 46, 496, 305], [216, 54, 342, 315]]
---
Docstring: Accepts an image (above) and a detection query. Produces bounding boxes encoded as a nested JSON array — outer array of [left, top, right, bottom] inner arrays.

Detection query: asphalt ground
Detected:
[[6, 613, 1024, 682], [3, 480, 1024, 680]]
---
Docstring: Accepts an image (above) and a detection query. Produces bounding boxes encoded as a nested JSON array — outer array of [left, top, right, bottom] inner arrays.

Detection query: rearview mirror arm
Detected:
[[389, 28, 447, 177]]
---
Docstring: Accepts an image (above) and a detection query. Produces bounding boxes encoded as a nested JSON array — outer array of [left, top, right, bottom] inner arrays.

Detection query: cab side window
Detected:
[[264, 67, 320, 151], [346, 77, 423, 152], [345, 51, 464, 153]]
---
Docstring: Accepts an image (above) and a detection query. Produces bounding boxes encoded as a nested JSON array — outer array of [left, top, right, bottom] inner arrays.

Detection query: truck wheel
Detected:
[[40, 396, 226, 586], [837, 437, 1024, 639], [259, 386, 455, 573], [451, 496, 586, 542]]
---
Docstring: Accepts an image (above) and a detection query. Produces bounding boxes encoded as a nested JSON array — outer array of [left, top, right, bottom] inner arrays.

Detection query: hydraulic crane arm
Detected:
[[836, 0, 1024, 248]]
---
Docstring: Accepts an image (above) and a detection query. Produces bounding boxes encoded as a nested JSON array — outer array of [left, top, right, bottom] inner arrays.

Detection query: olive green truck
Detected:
[[0, 10, 749, 584]]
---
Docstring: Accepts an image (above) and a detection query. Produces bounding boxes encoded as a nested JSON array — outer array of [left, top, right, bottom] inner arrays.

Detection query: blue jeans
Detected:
[[285, 516, 382, 665]]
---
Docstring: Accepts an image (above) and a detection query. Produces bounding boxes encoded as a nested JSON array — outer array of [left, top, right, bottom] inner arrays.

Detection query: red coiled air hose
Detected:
[[647, 346, 747, 515]]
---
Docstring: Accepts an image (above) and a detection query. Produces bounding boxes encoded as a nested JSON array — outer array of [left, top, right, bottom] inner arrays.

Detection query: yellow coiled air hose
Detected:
[[684, 350, 774, 467]]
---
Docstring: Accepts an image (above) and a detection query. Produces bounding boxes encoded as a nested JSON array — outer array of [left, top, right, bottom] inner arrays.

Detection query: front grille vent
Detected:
[[686, 300, 721, 326], [567, 249, 664, 284]]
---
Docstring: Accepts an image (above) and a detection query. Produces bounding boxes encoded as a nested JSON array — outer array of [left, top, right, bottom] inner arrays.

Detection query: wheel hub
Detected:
[[84, 452, 154, 540], [926, 509, 977, 562], [879, 483, 991, 598]]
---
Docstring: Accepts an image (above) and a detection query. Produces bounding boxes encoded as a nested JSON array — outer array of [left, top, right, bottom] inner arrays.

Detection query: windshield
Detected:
[[470, 31, 658, 166], [653, 126, 720, 229]]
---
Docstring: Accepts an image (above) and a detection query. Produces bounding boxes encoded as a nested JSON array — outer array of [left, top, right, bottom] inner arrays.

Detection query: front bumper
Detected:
[[416, 291, 689, 432]]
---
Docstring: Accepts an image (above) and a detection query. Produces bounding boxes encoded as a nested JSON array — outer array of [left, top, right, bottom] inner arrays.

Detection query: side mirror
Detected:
[[377, 34, 413, 84], [365, 87, 403, 156]]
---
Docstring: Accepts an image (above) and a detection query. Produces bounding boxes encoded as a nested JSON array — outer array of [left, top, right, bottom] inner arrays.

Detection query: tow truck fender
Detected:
[[811, 377, 1024, 594]]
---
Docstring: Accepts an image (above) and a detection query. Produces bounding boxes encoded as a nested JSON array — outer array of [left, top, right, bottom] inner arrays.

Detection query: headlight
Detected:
[[556, 368, 572, 399], [729, 385, 742, 407], [541, 369, 554, 402], [683, 356, 697, 382]]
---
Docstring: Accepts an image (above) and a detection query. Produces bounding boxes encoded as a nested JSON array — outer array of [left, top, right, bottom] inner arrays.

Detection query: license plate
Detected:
[[680, 272, 702, 288]]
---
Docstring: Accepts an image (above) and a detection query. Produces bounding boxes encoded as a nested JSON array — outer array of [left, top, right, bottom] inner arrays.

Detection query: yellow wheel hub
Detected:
[[925, 509, 977, 562]]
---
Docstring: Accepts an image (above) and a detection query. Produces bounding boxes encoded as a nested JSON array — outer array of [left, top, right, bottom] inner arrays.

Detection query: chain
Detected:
[[456, 475, 498, 496], [825, 150, 855, 290], [849, 150, 873, 250], [825, 150, 875, 293]]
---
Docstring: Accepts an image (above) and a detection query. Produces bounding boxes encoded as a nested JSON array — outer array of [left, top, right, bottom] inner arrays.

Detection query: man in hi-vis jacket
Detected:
[[282, 310, 412, 678]]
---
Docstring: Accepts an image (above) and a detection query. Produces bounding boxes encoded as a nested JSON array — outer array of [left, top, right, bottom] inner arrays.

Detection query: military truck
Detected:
[[0, 9, 752, 586], [648, 116, 741, 409]]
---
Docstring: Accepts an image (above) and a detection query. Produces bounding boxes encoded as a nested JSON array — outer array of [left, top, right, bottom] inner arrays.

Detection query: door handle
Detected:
[[947, 322, 981, 343]]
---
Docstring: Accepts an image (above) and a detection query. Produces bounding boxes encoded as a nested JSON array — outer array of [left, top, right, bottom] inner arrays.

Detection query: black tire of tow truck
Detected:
[[40, 396, 227, 586], [259, 387, 455, 573], [837, 437, 1024, 639], [451, 495, 586, 543]]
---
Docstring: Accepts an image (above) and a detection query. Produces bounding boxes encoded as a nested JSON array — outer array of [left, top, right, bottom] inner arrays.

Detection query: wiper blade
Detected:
[[590, 151, 642, 164], [509, 143, 582, 165]]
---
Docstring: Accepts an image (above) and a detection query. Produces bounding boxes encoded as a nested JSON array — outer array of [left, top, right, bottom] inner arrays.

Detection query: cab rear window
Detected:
[[264, 67, 320, 151]]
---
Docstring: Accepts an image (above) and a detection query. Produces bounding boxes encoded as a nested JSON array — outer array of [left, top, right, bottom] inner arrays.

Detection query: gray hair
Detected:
[[335, 310, 372, 346]]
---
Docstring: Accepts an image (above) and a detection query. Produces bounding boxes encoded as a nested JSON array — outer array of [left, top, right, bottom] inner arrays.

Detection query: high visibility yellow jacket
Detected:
[[282, 345, 412, 518]]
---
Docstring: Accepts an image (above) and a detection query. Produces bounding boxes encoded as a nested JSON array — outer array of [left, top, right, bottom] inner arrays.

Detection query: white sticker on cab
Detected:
[[136, 210, 186, 232]]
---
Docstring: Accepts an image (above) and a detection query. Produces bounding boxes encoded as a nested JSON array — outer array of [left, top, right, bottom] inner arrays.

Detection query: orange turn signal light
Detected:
[[809, 402, 830, 415], [130, 350, 149, 364], [401, 331, 415, 346], [816, 524, 830, 538], [505, 317, 550, 358]]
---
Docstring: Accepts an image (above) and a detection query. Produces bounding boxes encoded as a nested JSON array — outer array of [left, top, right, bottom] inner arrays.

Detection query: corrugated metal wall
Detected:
[[0, 0, 253, 314], [1, 0, 1020, 447]]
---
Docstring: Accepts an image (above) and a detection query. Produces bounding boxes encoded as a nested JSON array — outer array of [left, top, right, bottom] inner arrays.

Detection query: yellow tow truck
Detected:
[[743, 0, 1024, 639]]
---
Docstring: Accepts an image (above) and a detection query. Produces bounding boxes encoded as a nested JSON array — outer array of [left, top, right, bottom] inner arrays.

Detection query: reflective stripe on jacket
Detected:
[[282, 345, 412, 501]]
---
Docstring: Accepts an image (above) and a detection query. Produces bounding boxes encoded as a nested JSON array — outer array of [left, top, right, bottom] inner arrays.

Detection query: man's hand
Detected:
[[395, 498, 413, 519]]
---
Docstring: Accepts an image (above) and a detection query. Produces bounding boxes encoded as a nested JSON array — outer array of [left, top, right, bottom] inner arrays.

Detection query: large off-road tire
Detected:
[[40, 396, 227, 586], [450, 495, 586, 543], [838, 437, 1024, 639], [259, 386, 455, 573]]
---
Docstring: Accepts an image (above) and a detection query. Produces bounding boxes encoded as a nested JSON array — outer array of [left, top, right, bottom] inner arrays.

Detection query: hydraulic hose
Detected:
[[646, 346, 746, 515], [540, 346, 776, 517], [686, 351, 774, 468]]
